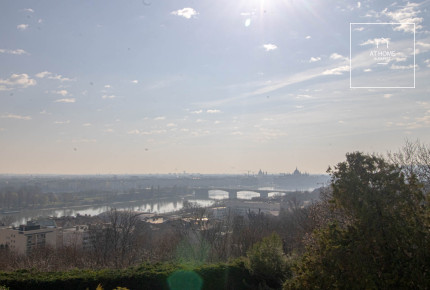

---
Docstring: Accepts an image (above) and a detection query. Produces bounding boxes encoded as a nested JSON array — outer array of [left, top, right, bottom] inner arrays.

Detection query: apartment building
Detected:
[[0, 221, 57, 255]]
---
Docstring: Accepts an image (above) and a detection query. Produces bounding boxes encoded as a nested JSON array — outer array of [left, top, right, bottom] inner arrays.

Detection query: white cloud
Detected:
[[381, 3, 423, 33], [357, 2, 361, 8], [131, 80, 138, 84], [154, 116, 166, 120], [360, 38, 391, 47], [192, 110, 203, 114], [383, 94, 393, 99], [103, 128, 114, 133], [296, 94, 314, 99], [309, 57, 321, 63], [322, 65, 349, 75], [1, 114, 31, 120], [54, 98, 76, 103], [171, 8, 198, 19], [128, 129, 167, 136], [102, 94, 116, 99], [104, 84, 111, 88], [55, 90, 68, 96], [35, 71, 73, 82], [0, 49, 28, 55], [17, 24, 28, 30], [36, 71, 51, 78], [0, 73, 36, 90], [305, 36, 311, 39], [38, 19, 43, 24], [390, 64, 415, 70], [263, 44, 278, 51], [416, 41, 430, 55], [166, 123, 177, 127], [207, 109, 221, 114], [425, 59, 430, 68], [54, 120, 70, 124], [364, 68, 372, 72], [127, 129, 140, 135], [83, 123, 92, 127], [354, 27, 365, 31], [23, 8, 34, 13], [330, 53, 347, 60]]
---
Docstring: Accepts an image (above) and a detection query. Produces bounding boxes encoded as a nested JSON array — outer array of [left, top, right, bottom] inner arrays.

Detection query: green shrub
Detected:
[[246, 233, 290, 289]]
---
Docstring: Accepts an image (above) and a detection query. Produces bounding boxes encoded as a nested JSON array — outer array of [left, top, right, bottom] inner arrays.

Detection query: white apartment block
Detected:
[[0, 221, 57, 255]]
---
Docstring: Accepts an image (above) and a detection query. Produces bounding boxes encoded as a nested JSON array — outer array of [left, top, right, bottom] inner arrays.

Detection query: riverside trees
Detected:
[[286, 152, 430, 289]]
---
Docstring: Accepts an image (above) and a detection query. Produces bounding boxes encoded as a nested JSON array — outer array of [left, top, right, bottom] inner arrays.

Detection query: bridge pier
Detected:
[[259, 191, 268, 198], [194, 189, 209, 199], [228, 191, 237, 199]]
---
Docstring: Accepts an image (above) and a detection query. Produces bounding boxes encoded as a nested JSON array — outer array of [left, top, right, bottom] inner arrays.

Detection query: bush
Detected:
[[246, 233, 291, 289]]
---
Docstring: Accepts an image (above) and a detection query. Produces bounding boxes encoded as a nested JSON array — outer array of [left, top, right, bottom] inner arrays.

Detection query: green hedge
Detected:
[[0, 260, 255, 290]]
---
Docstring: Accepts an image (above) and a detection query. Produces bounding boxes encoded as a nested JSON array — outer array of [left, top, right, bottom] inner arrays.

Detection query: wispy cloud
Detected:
[[1, 114, 31, 120], [192, 110, 203, 114], [0, 73, 36, 90], [17, 24, 28, 31], [330, 53, 348, 61], [101, 94, 116, 99], [381, 2, 423, 33], [23, 8, 34, 13], [360, 38, 391, 47], [263, 44, 278, 51], [309, 57, 321, 63], [207, 109, 221, 114], [171, 8, 198, 19], [0, 49, 28, 55], [35, 71, 74, 82], [55, 90, 68, 96], [54, 120, 71, 124], [305, 36, 311, 39], [54, 98, 76, 103], [322, 65, 349, 75], [154, 116, 166, 121], [131, 80, 139, 84], [127, 129, 166, 135]]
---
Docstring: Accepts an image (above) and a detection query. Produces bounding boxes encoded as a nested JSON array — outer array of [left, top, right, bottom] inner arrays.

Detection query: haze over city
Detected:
[[1, 0, 430, 174]]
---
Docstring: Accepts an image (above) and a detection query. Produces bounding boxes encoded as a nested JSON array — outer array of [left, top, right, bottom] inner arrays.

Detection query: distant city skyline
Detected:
[[1, 0, 430, 174]]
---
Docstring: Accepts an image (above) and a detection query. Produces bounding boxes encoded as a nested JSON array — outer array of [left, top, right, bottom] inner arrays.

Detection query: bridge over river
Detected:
[[192, 187, 292, 199]]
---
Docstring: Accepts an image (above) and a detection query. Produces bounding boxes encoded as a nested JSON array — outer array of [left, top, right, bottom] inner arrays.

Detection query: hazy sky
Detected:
[[1, 0, 430, 175]]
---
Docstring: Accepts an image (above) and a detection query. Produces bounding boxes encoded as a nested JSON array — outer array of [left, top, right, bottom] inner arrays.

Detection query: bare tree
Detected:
[[90, 208, 142, 268], [388, 139, 430, 190]]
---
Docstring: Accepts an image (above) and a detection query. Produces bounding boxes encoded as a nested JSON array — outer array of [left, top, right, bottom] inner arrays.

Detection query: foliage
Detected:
[[0, 261, 253, 290], [285, 152, 430, 289], [246, 232, 290, 289]]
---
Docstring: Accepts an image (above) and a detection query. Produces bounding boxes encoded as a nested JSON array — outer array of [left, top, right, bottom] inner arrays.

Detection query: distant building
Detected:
[[0, 221, 57, 255], [61, 225, 92, 250]]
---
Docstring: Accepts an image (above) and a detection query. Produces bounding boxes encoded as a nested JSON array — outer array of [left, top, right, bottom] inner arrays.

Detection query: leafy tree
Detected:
[[286, 152, 430, 289], [246, 232, 290, 289]]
